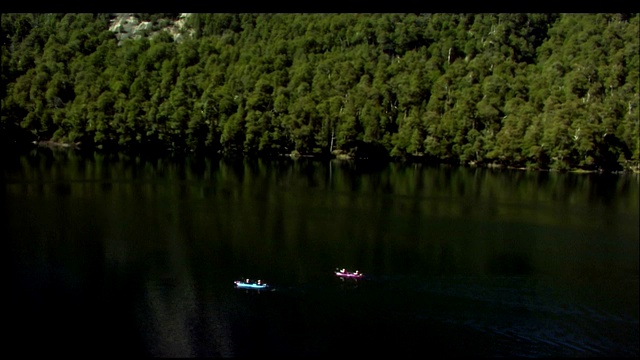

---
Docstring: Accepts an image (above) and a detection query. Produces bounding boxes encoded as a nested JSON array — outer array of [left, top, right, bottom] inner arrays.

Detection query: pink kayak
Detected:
[[335, 271, 364, 279]]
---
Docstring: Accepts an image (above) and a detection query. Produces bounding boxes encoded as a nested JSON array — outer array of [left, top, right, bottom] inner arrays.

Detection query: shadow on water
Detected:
[[5, 152, 639, 357], [486, 252, 535, 276]]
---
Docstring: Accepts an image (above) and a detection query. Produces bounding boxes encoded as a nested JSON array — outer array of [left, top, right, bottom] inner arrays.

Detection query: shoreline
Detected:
[[5, 140, 639, 175]]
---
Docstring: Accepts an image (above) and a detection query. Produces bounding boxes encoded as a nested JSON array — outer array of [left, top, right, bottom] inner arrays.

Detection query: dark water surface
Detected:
[[5, 150, 639, 357]]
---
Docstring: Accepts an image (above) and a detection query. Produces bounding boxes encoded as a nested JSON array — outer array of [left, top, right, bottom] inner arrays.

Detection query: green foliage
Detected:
[[2, 13, 639, 171]]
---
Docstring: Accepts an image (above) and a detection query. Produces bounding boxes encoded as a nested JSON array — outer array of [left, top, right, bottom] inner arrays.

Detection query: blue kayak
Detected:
[[234, 280, 268, 289]]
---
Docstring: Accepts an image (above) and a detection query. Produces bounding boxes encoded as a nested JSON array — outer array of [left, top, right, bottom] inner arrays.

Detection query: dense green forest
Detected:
[[1, 13, 638, 171]]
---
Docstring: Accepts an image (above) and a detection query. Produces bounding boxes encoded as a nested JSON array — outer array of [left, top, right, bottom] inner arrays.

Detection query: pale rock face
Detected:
[[135, 21, 153, 33], [108, 13, 193, 45]]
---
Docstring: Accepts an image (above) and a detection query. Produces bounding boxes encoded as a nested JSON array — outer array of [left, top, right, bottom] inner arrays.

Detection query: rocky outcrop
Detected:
[[35, 140, 80, 149], [108, 13, 138, 34], [108, 13, 194, 45]]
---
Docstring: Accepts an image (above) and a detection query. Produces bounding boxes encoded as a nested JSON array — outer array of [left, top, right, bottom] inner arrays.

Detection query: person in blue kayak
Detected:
[[257, 280, 262, 285], [245, 278, 250, 283]]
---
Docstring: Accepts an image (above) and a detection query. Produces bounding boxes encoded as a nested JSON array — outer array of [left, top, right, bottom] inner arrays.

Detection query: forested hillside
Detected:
[[1, 13, 638, 171]]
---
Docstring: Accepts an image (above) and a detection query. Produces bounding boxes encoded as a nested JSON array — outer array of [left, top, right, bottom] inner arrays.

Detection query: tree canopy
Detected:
[[2, 13, 638, 172]]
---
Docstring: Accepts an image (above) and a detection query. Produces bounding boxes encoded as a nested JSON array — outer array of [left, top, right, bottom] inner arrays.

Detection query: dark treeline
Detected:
[[1, 13, 638, 171]]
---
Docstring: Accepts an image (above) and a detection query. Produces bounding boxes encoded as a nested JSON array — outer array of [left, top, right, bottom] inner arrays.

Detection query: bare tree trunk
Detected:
[[330, 128, 335, 153]]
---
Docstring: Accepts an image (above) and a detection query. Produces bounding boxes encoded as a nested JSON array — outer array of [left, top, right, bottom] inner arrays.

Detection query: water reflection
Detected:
[[5, 149, 639, 356]]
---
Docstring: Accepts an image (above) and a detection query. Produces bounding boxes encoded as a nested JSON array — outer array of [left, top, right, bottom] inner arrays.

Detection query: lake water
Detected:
[[5, 149, 639, 357]]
